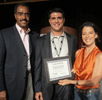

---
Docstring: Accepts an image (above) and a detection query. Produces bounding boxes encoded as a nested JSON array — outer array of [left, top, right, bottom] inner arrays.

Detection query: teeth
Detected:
[[85, 39, 90, 42], [55, 24, 59, 26]]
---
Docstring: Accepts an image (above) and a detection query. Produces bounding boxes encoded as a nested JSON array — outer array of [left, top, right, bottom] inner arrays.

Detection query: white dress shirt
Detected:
[[16, 23, 31, 70], [50, 32, 68, 58]]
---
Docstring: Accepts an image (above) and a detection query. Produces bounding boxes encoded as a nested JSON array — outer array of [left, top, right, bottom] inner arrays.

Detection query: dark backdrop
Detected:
[[0, 1, 102, 49]]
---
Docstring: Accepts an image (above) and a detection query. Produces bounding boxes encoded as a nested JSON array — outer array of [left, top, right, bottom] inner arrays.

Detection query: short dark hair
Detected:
[[79, 22, 101, 43], [48, 8, 65, 19], [14, 3, 30, 14]]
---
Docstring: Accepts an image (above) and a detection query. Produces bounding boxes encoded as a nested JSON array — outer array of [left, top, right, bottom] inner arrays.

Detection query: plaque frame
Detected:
[[44, 56, 74, 84]]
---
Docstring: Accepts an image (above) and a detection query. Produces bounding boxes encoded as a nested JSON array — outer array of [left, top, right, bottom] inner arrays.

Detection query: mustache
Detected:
[[20, 19, 28, 22]]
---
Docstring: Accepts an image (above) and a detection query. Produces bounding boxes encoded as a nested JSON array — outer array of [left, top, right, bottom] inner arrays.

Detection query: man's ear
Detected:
[[48, 19, 51, 24], [64, 18, 65, 24], [14, 13, 17, 20]]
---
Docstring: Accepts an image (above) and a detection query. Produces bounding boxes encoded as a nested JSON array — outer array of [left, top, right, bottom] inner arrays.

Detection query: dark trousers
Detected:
[[52, 84, 74, 100]]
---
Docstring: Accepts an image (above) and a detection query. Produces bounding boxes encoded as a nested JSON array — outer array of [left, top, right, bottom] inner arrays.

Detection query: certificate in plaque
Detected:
[[44, 56, 73, 84]]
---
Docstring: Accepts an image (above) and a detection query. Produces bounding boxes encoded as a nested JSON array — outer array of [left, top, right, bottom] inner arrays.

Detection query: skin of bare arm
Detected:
[[58, 52, 102, 86]]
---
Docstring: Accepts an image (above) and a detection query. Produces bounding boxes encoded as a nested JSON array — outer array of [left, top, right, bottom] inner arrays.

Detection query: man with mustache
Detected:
[[0, 3, 39, 100]]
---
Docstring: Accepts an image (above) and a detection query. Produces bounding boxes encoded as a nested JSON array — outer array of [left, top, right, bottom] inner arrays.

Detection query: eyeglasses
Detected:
[[16, 12, 30, 17]]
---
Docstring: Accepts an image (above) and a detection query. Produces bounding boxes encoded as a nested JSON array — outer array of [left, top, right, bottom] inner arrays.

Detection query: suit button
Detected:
[[23, 55, 25, 56], [24, 77, 26, 79]]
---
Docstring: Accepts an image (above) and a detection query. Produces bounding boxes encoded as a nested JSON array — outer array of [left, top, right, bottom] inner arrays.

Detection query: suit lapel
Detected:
[[12, 26, 26, 54], [44, 32, 73, 58], [29, 32, 32, 56], [44, 33, 52, 58], [65, 32, 73, 57]]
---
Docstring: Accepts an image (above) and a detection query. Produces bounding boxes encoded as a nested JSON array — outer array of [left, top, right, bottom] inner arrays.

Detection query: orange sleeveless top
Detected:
[[74, 46, 101, 90]]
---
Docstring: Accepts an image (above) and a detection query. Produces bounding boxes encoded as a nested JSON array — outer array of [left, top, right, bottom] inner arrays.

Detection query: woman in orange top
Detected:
[[58, 22, 102, 100]]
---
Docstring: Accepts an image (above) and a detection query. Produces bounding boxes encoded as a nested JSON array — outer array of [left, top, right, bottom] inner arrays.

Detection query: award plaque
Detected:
[[44, 56, 73, 84]]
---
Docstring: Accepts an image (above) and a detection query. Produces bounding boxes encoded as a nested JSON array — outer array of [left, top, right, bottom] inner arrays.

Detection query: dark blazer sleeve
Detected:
[[34, 38, 42, 93], [0, 31, 6, 92], [30, 31, 40, 85], [72, 35, 78, 65]]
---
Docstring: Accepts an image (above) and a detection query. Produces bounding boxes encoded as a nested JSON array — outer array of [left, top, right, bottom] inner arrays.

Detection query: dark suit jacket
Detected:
[[0, 25, 39, 100], [34, 32, 77, 100]]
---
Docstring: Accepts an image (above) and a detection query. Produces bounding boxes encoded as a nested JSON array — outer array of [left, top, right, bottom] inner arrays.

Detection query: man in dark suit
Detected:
[[0, 3, 39, 100], [34, 8, 77, 100]]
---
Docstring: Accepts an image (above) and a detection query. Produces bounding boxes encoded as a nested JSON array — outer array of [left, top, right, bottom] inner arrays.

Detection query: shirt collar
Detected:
[[16, 23, 31, 35], [50, 32, 66, 41]]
